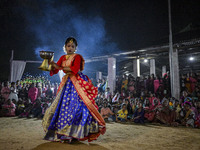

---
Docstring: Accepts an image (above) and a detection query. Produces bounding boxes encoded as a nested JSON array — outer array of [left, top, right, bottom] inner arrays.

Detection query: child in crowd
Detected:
[[130, 99, 136, 113], [125, 99, 133, 119], [143, 98, 150, 109], [116, 104, 128, 122], [173, 99, 181, 120], [180, 102, 195, 127], [16, 98, 25, 116], [19, 100, 33, 118]]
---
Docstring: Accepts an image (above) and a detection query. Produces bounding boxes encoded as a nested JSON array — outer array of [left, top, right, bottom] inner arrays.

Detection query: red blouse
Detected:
[[50, 55, 81, 76]]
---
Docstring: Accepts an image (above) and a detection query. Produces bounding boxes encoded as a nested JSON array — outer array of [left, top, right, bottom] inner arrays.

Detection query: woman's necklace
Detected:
[[66, 54, 71, 60]]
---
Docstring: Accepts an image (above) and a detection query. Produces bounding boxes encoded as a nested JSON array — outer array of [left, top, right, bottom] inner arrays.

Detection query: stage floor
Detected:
[[0, 117, 200, 150]]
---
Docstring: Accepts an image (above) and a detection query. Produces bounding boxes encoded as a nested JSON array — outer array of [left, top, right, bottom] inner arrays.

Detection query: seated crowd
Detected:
[[96, 72, 200, 128], [0, 75, 58, 119], [0, 72, 200, 128]]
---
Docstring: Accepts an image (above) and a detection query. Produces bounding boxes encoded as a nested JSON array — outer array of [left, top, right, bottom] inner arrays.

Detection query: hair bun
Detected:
[[65, 37, 78, 47]]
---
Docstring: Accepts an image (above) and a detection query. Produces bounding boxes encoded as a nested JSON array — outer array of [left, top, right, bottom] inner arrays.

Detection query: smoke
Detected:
[[18, 0, 119, 60], [14, 0, 120, 80]]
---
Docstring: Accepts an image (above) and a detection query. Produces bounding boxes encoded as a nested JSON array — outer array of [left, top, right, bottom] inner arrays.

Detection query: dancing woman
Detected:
[[42, 37, 106, 143]]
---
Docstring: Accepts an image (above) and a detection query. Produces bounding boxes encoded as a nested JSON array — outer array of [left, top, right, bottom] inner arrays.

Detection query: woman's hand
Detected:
[[62, 67, 72, 75], [62, 67, 72, 72], [48, 60, 55, 65], [49, 60, 55, 67], [49, 61, 62, 70]]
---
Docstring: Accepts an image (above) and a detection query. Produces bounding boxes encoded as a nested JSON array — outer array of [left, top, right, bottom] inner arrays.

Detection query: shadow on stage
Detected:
[[32, 141, 108, 150]]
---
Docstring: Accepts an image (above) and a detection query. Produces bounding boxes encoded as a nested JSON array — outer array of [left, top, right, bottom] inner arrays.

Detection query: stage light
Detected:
[[144, 59, 148, 63], [189, 57, 194, 61]]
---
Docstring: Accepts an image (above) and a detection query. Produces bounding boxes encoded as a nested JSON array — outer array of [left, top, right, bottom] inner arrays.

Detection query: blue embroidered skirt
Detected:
[[45, 72, 99, 140]]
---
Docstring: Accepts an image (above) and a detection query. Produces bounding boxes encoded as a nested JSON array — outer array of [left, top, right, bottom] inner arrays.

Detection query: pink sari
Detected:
[[28, 87, 38, 104], [154, 80, 160, 93], [1, 87, 10, 101], [144, 99, 161, 121]]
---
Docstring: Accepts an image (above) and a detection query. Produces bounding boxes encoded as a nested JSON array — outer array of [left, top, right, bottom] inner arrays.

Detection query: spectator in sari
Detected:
[[154, 76, 160, 93], [1, 81, 10, 101], [144, 99, 161, 122], [157, 99, 177, 126], [28, 83, 38, 104], [148, 93, 157, 105], [128, 76, 135, 93]]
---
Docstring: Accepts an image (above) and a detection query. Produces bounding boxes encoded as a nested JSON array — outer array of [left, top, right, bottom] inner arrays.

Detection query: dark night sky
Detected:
[[0, 0, 200, 81]]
